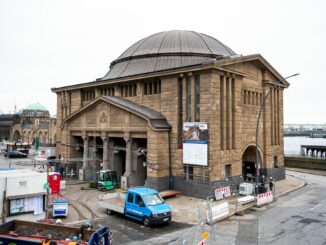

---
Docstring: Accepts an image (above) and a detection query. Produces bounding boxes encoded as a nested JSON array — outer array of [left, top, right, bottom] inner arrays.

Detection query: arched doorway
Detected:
[[242, 145, 262, 182], [111, 138, 126, 184], [13, 130, 21, 142], [132, 138, 147, 186], [39, 132, 43, 143], [44, 131, 48, 144]]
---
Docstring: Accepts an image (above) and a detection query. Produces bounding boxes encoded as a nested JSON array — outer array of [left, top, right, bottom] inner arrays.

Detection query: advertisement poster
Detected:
[[183, 122, 208, 166]]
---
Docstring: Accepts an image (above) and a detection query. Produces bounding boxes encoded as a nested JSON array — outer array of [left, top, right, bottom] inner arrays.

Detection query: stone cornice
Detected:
[[51, 63, 246, 93], [215, 54, 290, 88]]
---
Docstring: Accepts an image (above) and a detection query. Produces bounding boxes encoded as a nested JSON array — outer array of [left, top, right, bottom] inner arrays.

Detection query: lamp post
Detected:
[[255, 73, 299, 190]]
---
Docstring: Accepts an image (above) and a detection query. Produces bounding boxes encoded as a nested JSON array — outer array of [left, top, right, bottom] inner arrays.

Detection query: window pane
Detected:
[[127, 193, 134, 203]]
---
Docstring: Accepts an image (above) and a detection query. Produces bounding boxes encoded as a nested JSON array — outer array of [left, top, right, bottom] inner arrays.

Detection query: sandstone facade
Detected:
[[52, 31, 288, 197]]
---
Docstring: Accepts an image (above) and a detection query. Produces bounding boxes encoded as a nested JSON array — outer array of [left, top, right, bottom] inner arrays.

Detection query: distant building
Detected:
[[0, 104, 56, 145], [52, 30, 289, 197], [285, 124, 326, 132], [0, 113, 18, 141]]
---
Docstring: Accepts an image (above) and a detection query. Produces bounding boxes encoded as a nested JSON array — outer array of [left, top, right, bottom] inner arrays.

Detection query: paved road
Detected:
[[2, 155, 325, 245], [76, 215, 191, 245], [213, 170, 326, 245], [257, 170, 326, 245]]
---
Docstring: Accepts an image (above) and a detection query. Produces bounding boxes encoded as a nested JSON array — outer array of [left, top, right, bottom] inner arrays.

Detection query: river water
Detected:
[[284, 136, 326, 155]]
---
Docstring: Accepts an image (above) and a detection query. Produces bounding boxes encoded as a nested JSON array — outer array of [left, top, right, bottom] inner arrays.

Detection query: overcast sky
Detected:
[[0, 0, 325, 123]]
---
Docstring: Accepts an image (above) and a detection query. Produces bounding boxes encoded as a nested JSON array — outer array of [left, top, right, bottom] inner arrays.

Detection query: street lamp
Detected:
[[255, 73, 299, 191]]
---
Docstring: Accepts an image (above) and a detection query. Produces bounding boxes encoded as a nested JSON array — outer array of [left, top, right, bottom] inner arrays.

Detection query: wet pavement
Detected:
[[0, 155, 309, 244]]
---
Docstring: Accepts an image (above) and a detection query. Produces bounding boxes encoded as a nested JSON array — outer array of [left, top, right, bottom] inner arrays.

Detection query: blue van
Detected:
[[98, 187, 172, 226]]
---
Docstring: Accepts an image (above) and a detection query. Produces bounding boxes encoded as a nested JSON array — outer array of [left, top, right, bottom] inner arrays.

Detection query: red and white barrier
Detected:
[[256, 191, 273, 206], [214, 186, 231, 200]]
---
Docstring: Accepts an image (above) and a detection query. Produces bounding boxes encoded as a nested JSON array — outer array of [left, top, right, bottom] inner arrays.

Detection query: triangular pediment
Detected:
[[215, 54, 290, 88], [61, 96, 171, 131]]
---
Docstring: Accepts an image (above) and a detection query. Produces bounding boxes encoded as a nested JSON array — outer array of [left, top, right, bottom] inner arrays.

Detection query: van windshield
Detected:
[[142, 194, 164, 206]]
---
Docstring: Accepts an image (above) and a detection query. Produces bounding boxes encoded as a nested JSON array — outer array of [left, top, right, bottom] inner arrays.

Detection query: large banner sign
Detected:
[[183, 122, 208, 166]]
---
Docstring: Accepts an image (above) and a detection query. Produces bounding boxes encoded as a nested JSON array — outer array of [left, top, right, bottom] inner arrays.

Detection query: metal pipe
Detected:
[[255, 73, 299, 189]]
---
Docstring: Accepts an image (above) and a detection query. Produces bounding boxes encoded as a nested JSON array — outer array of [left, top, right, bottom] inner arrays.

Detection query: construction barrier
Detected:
[[207, 202, 229, 224], [214, 186, 231, 200], [256, 191, 273, 206]]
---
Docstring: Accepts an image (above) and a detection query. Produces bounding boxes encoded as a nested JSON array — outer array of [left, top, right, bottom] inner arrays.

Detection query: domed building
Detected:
[[52, 30, 289, 197], [11, 103, 56, 145]]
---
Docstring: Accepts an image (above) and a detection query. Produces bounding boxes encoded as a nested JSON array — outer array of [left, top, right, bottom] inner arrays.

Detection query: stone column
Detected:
[[82, 136, 89, 169], [92, 136, 98, 170], [102, 133, 109, 169], [124, 137, 132, 174]]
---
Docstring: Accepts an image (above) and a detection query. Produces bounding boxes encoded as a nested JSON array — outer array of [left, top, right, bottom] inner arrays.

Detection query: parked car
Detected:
[[4, 150, 28, 158]]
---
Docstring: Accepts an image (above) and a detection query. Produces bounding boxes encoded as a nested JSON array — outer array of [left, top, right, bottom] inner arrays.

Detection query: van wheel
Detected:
[[107, 209, 113, 215], [143, 216, 150, 227]]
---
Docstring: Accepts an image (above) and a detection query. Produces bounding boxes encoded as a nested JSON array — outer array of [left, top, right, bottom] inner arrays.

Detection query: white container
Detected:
[[239, 183, 254, 195], [53, 200, 69, 217]]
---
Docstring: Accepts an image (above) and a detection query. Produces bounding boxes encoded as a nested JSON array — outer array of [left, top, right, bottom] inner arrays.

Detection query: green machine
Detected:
[[97, 170, 118, 191]]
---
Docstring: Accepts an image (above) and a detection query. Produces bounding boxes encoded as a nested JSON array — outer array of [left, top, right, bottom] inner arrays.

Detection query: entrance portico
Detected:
[[59, 96, 171, 189]]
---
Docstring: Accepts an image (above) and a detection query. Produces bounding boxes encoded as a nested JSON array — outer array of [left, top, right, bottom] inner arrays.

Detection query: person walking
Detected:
[[269, 177, 274, 192]]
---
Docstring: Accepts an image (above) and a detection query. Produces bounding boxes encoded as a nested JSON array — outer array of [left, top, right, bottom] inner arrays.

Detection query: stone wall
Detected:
[[285, 156, 326, 171], [54, 59, 286, 195]]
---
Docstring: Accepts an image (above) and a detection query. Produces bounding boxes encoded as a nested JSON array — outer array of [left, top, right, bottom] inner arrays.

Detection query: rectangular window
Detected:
[[194, 75, 200, 122], [9, 195, 44, 216], [119, 84, 137, 97], [125, 86, 128, 97], [135, 194, 142, 205], [158, 80, 161, 94], [231, 78, 235, 149], [143, 80, 161, 96], [133, 84, 137, 96], [188, 166, 193, 180], [186, 76, 191, 122], [144, 82, 148, 95], [127, 193, 134, 203], [226, 77, 230, 150], [148, 82, 153, 94], [225, 164, 231, 178], [248, 91, 251, 105], [220, 76, 224, 150], [184, 165, 194, 180], [178, 77, 183, 147], [245, 90, 248, 104], [153, 81, 158, 94], [274, 156, 278, 168]]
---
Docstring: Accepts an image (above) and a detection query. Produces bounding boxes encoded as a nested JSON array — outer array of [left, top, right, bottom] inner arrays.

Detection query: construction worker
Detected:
[[78, 221, 92, 240], [67, 236, 79, 245], [41, 234, 51, 245]]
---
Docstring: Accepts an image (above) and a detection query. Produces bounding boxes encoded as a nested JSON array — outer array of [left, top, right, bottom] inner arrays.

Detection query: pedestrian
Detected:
[[269, 177, 274, 192], [59, 165, 65, 178]]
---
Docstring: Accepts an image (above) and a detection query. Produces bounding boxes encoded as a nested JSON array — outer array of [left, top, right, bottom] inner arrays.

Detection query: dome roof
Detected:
[[24, 103, 48, 111], [102, 30, 236, 80]]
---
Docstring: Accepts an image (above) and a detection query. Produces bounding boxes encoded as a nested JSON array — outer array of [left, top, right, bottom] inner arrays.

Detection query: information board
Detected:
[[183, 122, 208, 166]]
